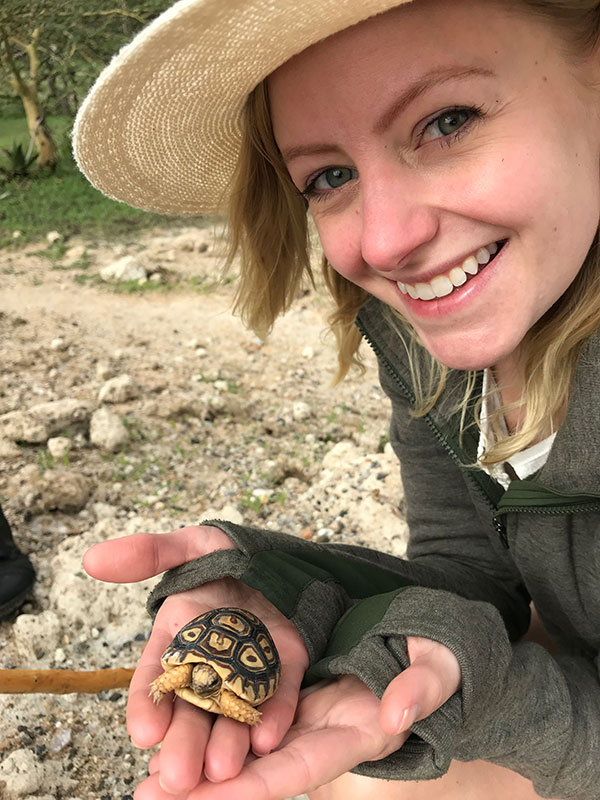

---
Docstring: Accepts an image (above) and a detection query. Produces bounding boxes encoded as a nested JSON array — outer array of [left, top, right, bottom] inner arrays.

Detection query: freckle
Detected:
[[553, 227, 558, 232], [542, 76, 548, 82]]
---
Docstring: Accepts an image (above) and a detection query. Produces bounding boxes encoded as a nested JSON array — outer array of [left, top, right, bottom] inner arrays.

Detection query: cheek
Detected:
[[313, 214, 364, 279]]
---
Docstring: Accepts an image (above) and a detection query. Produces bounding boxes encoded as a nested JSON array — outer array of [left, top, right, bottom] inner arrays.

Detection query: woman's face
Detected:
[[268, 0, 600, 371]]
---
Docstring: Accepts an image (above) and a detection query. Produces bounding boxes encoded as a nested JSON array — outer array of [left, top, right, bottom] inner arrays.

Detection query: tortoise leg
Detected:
[[149, 663, 193, 703], [219, 689, 262, 726]]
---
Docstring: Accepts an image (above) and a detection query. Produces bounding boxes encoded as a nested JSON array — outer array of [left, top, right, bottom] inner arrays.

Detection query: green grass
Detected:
[[0, 116, 205, 247]]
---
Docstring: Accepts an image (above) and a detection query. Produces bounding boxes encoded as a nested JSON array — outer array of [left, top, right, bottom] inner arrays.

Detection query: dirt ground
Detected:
[[0, 224, 406, 799]]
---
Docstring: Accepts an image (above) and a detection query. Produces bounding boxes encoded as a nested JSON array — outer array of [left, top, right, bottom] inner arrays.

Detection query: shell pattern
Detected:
[[161, 607, 280, 706]]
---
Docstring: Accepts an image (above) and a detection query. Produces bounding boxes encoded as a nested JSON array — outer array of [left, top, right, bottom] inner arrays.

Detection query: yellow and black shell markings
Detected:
[[149, 607, 280, 726]]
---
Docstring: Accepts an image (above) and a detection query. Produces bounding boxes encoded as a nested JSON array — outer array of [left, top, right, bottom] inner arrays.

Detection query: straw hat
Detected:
[[73, 0, 413, 215]]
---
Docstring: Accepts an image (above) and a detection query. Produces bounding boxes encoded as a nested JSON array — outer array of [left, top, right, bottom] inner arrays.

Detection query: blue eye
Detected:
[[420, 106, 481, 144], [302, 166, 358, 200]]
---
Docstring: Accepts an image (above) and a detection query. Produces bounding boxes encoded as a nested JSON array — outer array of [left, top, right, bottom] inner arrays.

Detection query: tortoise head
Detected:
[[191, 663, 222, 698]]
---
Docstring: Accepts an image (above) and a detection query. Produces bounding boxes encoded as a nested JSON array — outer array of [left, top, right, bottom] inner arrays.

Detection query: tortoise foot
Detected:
[[220, 688, 262, 726], [149, 663, 193, 703]]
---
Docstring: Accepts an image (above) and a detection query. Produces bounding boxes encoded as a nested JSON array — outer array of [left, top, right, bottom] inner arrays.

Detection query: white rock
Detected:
[[50, 337, 67, 351], [29, 398, 90, 436], [13, 610, 62, 661], [201, 504, 244, 526], [8, 466, 92, 514], [98, 374, 140, 404], [302, 346, 314, 358], [149, 272, 162, 283], [48, 521, 159, 648], [47, 437, 71, 460], [89, 407, 129, 452], [292, 401, 312, 421], [46, 230, 61, 244], [0, 748, 45, 795], [12, 230, 22, 239], [99, 254, 147, 283], [0, 438, 20, 457], [95, 359, 116, 381], [322, 440, 361, 470], [0, 410, 48, 443], [62, 244, 87, 265]]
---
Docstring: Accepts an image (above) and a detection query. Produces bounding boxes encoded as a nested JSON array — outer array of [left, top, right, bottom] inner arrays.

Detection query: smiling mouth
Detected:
[[397, 240, 507, 301]]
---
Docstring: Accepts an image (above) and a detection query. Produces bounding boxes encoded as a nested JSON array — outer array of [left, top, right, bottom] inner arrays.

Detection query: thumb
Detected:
[[82, 525, 235, 583], [378, 637, 461, 736]]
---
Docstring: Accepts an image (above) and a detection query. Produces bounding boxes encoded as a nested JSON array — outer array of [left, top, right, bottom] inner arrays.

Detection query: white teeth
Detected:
[[397, 241, 501, 301], [430, 275, 454, 298], [463, 255, 479, 275], [416, 283, 436, 301], [449, 267, 467, 287], [476, 247, 490, 265]]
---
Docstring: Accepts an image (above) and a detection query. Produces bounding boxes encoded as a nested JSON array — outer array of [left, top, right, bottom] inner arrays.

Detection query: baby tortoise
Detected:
[[149, 607, 281, 726]]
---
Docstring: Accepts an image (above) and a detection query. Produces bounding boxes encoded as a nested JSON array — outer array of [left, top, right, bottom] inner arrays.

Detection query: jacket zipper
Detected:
[[356, 318, 510, 547]]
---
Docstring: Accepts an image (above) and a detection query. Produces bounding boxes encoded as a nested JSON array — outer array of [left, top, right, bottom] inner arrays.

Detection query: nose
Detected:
[[360, 169, 439, 273]]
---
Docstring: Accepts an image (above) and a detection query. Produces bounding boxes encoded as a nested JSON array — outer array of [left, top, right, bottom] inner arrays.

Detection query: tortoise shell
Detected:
[[161, 607, 280, 708]]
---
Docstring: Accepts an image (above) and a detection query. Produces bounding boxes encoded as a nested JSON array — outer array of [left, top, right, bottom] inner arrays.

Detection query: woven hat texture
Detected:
[[73, 0, 413, 215]]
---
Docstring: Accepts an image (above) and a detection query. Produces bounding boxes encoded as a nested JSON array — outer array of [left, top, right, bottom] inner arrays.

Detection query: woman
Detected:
[[76, 0, 600, 798]]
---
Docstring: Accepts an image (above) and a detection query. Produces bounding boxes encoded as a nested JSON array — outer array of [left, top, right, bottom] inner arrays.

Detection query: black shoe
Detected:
[[0, 549, 36, 620]]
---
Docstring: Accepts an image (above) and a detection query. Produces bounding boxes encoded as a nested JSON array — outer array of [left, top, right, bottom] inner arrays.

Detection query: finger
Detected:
[[83, 526, 235, 583], [203, 715, 251, 782], [189, 724, 405, 800], [249, 651, 306, 756], [134, 770, 190, 800], [379, 644, 461, 736], [157, 698, 213, 795], [127, 609, 181, 748], [148, 750, 161, 775]]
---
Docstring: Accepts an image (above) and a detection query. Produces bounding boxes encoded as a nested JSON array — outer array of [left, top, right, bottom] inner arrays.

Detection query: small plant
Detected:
[[0, 141, 37, 180]]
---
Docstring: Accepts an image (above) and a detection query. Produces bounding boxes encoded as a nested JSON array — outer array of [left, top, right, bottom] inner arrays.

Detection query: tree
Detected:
[[0, 1, 168, 168]]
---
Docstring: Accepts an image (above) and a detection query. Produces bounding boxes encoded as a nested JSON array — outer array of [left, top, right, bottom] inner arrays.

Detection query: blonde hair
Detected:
[[226, 0, 600, 466]]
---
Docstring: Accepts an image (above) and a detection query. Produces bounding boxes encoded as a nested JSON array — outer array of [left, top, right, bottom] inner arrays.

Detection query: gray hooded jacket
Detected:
[[149, 296, 600, 799]]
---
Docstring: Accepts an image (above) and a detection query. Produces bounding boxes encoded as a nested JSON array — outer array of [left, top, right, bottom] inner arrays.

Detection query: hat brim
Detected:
[[72, 0, 412, 215]]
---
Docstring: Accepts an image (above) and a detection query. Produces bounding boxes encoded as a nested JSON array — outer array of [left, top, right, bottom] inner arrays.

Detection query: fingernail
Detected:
[[397, 703, 420, 733]]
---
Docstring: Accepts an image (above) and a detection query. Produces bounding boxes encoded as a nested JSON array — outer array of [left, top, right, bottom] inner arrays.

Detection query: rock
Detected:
[[9, 466, 92, 514], [47, 437, 71, 460], [49, 337, 67, 351], [46, 231, 61, 245], [62, 244, 87, 266], [13, 610, 62, 662], [49, 728, 71, 753], [99, 254, 147, 283], [98, 374, 140, 404], [201, 504, 244, 526], [0, 748, 45, 795], [29, 398, 90, 436], [48, 520, 158, 647], [292, 401, 312, 421], [90, 407, 129, 452], [0, 438, 20, 457], [322, 440, 361, 470], [0, 411, 48, 444], [95, 359, 116, 381]]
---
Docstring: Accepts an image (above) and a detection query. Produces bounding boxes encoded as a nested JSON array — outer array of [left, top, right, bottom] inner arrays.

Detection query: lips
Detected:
[[397, 240, 507, 301]]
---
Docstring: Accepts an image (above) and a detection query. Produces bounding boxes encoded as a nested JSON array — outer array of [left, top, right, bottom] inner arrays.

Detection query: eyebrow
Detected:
[[280, 65, 495, 164], [373, 65, 496, 135]]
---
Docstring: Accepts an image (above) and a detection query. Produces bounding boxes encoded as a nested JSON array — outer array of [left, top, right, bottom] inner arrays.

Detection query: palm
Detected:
[[129, 577, 309, 795], [142, 673, 408, 800]]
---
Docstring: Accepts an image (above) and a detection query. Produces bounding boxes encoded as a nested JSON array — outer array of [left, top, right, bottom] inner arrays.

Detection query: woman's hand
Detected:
[[84, 526, 462, 799], [84, 526, 310, 794]]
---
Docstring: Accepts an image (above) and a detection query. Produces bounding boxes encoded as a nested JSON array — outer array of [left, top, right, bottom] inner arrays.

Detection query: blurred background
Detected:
[[0, 0, 190, 246]]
